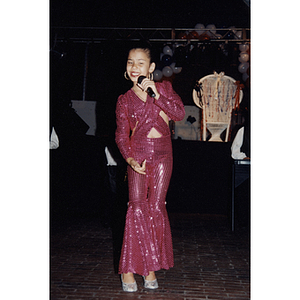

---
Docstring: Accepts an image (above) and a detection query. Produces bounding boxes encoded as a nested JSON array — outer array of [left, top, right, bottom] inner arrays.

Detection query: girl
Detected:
[[115, 44, 185, 292]]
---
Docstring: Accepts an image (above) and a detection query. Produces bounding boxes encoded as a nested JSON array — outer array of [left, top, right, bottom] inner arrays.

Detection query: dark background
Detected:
[[50, 0, 250, 230], [50, 0, 250, 28]]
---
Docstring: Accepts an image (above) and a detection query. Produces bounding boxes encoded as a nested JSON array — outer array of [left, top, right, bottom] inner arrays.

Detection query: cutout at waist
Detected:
[[147, 127, 162, 138]]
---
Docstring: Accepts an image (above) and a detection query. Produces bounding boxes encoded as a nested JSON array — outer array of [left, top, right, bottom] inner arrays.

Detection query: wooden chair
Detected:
[[193, 72, 243, 142]]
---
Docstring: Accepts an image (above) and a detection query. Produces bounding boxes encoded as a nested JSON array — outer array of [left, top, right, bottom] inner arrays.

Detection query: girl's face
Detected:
[[126, 49, 155, 83]]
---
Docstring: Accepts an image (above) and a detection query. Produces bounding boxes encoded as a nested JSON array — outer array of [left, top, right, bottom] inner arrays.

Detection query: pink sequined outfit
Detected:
[[115, 80, 185, 276]]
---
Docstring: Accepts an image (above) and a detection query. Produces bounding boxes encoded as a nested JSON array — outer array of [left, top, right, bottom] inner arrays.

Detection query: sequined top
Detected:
[[115, 80, 185, 161]]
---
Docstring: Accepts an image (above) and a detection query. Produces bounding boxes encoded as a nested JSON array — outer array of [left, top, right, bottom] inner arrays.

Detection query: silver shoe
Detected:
[[142, 276, 159, 289], [121, 274, 138, 292]]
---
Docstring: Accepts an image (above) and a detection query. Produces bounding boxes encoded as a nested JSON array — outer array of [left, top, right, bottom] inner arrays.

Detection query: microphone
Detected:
[[137, 76, 156, 98]]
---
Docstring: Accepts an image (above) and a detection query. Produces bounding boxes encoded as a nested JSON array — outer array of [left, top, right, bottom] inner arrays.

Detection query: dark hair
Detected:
[[126, 40, 157, 63]]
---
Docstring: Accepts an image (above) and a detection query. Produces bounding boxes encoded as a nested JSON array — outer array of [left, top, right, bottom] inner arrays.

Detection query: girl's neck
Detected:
[[131, 85, 147, 102], [132, 82, 142, 93]]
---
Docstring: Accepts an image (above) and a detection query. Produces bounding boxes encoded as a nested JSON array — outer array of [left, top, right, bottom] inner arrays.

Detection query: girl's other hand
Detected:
[[127, 158, 147, 175]]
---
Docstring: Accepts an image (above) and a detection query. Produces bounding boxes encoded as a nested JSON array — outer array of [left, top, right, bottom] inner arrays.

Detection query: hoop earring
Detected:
[[148, 72, 154, 81], [124, 71, 130, 81]]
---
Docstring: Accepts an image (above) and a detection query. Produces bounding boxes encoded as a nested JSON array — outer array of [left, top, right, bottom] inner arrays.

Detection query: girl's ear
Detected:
[[149, 62, 156, 74]]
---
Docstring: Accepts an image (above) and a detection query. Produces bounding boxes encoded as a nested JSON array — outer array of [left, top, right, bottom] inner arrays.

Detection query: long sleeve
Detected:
[[155, 81, 185, 122], [231, 127, 247, 160], [115, 81, 185, 162], [115, 94, 133, 161]]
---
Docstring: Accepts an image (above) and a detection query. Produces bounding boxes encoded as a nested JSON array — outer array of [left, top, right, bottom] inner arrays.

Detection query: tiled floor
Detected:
[[51, 213, 250, 299]]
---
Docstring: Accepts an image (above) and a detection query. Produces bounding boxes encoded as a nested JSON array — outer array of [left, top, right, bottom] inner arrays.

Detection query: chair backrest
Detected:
[[193, 72, 243, 123], [193, 72, 243, 141]]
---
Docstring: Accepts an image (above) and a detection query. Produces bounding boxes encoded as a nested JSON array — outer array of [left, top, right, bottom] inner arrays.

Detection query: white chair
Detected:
[[193, 72, 243, 142]]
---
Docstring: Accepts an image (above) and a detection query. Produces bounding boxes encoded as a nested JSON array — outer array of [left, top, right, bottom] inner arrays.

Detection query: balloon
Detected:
[[195, 23, 205, 36], [242, 72, 249, 82], [206, 24, 216, 33], [239, 52, 249, 62], [235, 30, 242, 39], [161, 54, 172, 66], [163, 45, 173, 56], [238, 62, 249, 73], [170, 62, 182, 74], [162, 66, 173, 77], [153, 69, 163, 81], [206, 24, 216, 37], [239, 44, 249, 52], [173, 66, 182, 74]]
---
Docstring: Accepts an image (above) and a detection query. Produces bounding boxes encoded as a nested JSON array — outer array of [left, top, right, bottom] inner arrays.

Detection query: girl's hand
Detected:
[[127, 158, 147, 175], [138, 78, 160, 100]]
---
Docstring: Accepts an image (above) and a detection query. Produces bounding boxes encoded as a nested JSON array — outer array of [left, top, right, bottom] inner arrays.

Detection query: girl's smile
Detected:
[[130, 72, 140, 78], [126, 49, 155, 84]]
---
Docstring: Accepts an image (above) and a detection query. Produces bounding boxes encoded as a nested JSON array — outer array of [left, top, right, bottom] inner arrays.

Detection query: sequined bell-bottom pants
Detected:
[[118, 135, 174, 276]]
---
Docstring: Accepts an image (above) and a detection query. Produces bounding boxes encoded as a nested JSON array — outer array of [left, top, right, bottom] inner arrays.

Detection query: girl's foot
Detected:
[[122, 272, 135, 283], [121, 273, 137, 292], [143, 271, 158, 289], [145, 271, 156, 281]]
